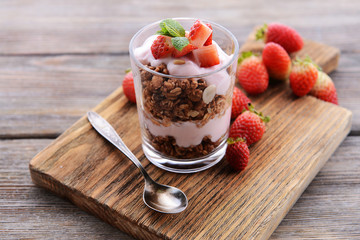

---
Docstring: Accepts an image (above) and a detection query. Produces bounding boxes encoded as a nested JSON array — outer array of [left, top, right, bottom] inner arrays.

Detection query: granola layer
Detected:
[[140, 63, 229, 127], [147, 130, 224, 159], [139, 63, 231, 158]]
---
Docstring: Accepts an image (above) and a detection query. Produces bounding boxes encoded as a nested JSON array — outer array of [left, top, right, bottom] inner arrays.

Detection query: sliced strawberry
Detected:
[[151, 35, 175, 59], [192, 44, 220, 68], [204, 23, 213, 46], [188, 20, 213, 48], [172, 43, 197, 58]]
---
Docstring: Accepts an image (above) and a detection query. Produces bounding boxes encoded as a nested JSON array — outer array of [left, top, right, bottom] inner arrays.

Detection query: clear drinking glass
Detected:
[[129, 18, 239, 173]]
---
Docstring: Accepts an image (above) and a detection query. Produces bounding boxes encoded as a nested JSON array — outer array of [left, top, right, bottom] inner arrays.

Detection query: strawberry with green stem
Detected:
[[229, 104, 270, 146], [226, 137, 250, 171], [236, 51, 269, 95], [289, 57, 319, 97], [256, 23, 304, 54]]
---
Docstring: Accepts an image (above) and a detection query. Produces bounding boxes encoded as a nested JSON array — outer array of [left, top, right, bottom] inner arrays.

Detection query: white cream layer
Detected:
[[144, 107, 231, 148]]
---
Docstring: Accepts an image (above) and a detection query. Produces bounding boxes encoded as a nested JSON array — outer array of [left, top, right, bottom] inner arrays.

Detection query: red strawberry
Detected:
[[236, 52, 269, 95], [229, 105, 270, 146], [231, 87, 251, 119], [309, 71, 338, 105], [151, 35, 175, 59], [188, 20, 213, 48], [192, 44, 220, 67], [256, 23, 304, 54], [262, 42, 291, 81], [122, 71, 136, 103], [226, 137, 250, 171], [289, 57, 318, 97], [172, 43, 197, 58], [204, 23, 213, 46]]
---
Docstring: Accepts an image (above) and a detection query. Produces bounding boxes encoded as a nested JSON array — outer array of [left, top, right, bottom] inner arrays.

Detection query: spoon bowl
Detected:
[[87, 111, 188, 214], [143, 181, 188, 213]]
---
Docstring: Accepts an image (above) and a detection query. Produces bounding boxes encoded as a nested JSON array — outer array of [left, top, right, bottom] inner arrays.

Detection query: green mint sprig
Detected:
[[156, 19, 189, 51], [171, 37, 189, 51]]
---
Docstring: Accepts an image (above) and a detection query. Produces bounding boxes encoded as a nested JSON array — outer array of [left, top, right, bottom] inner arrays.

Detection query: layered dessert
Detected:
[[133, 19, 234, 159]]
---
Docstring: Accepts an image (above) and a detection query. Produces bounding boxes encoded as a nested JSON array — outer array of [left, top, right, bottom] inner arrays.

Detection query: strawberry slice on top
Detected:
[[192, 44, 220, 68], [151, 35, 175, 59], [204, 23, 213, 46], [151, 19, 219, 67], [188, 20, 213, 48], [172, 43, 197, 58]]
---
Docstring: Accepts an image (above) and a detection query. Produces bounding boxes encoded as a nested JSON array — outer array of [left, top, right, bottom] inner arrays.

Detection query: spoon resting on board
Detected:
[[87, 111, 188, 214]]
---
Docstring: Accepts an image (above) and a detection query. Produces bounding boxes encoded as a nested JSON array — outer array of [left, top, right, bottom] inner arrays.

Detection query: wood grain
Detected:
[[0, 0, 359, 54], [1, 53, 359, 138], [0, 55, 129, 138], [1, 0, 359, 239], [29, 77, 352, 239], [1, 138, 359, 239]]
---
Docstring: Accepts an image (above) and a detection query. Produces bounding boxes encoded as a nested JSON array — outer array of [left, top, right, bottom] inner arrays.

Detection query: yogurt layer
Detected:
[[144, 107, 231, 148], [134, 35, 233, 95]]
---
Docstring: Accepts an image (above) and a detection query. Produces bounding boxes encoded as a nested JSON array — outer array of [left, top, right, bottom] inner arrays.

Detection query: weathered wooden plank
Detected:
[[271, 136, 360, 239], [0, 55, 130, 138], [0, 0, 359, 54], [0, 139, 133, 240], [1, 137, 359, 239], [28, 78, 352, 239], [0, 53, 359, 138]]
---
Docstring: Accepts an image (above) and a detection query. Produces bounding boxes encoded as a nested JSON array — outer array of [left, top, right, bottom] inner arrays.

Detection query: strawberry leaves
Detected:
[[156, 19, 189, 51]]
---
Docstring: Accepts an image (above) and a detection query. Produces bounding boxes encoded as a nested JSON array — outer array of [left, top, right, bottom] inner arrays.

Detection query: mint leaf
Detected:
[[172, 37, 189, 51], [161, 19, 185, 37], [156, 29, 171, 36], [159, 21, 169, 35]]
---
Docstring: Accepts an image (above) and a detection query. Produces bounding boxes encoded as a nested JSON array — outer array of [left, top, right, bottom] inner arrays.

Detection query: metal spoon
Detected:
[[87, 111, 188, 214]]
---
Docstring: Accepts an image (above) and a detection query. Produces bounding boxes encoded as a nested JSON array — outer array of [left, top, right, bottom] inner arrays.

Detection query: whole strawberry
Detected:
[[231, 87, 251, 119], [236, 52, 269, 95], [256, 23, 304, 54], [309, 71, 338, 105], [122, 71, 136, 103], [226, 137, 250, 171], [289, 57, 318, 97], [262, 42, 291, 81], [229, 105, 270, 146]]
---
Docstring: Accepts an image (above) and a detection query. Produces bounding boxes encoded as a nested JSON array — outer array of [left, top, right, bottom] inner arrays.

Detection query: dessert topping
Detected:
[[151, 35, 175, 59], [202, 84, 217, 104], [151, 18, 220, 68], [173, 59, 186, 65]]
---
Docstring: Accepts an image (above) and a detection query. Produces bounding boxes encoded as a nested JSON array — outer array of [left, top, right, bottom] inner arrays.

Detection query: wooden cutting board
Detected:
[[30, 30, 352, 239]]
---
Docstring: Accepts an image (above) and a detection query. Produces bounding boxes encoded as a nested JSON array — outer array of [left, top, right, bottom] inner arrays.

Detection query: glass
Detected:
[[129, 18, 239, 173]]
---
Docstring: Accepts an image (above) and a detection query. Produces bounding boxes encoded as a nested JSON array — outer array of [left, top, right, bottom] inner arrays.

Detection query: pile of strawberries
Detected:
[[226, 88, 269, 171], [237, 23, 338, 104], [226, 22, 339, 171]]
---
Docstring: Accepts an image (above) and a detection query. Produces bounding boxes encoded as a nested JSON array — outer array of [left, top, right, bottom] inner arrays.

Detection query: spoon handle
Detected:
[[87, 111, 149, 178]]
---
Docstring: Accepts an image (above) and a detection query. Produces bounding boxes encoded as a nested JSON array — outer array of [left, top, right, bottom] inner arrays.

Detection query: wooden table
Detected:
[[1, 1, 359, 239]]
